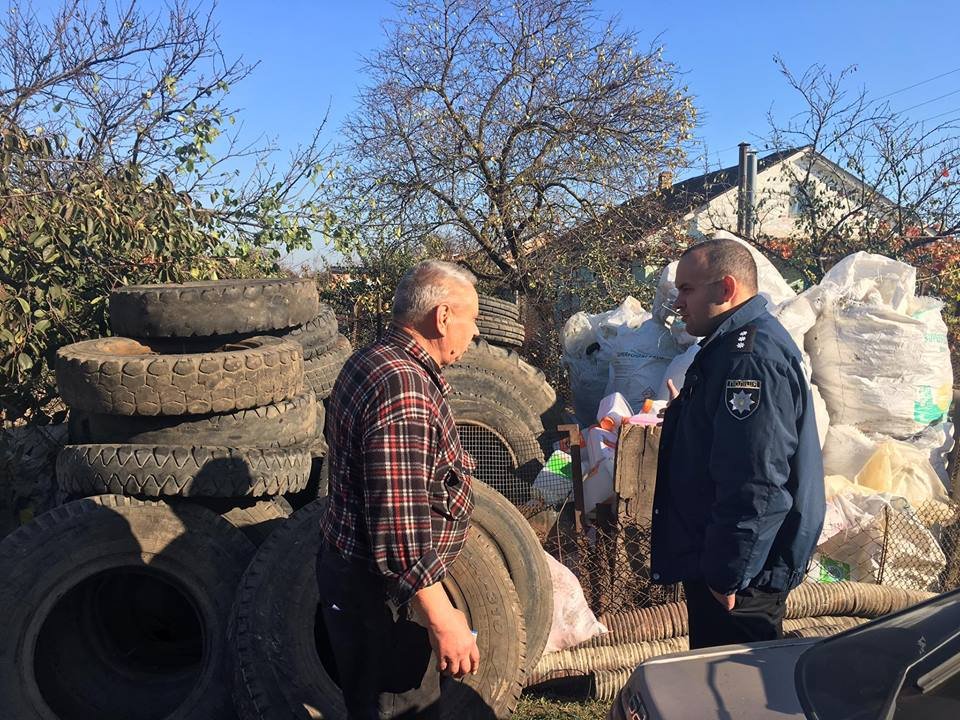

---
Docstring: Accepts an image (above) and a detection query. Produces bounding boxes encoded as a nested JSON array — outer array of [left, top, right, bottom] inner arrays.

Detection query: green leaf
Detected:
[[16, 297, 29, 314], [33, 319, 51, 334], [16, 353, 33, 371]]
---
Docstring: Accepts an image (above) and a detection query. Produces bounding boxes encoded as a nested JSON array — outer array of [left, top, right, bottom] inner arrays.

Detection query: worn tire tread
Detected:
[[57, 443, 311, 498]]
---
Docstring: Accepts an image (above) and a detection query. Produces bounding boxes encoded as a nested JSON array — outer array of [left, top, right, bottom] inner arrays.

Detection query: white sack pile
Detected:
[[561, 238, 955, 588]]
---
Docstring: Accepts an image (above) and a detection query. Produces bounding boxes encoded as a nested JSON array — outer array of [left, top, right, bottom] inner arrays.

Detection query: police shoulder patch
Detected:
[[725, 378, 761, 419], [731, 325, 756, 353]]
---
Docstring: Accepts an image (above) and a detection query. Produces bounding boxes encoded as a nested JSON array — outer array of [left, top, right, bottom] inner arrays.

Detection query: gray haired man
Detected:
[[319, 260, 481, 718]]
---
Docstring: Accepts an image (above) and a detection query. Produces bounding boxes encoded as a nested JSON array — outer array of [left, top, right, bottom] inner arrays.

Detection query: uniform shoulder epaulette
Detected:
[[731, 325, 756, 353]]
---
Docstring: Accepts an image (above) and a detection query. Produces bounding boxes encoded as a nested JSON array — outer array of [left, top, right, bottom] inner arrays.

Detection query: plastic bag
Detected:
[[543, 552, 608, 653], [602, 319, 681, 411], [807, 252, 954, 437], [532, 450, 575, 505], [561, 297, 650, 426], [823, 423, 955, 487], [855, 441, 949, 506], [656, 344, 700, 400]]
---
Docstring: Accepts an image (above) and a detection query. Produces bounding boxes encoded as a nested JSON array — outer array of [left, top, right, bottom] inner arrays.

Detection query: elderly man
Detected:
[[651, 238, 825, 649], [318, 260, 481, 719]]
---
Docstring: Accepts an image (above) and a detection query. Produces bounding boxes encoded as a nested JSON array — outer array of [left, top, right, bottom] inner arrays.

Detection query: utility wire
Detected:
[[873, 66, 960, 101]]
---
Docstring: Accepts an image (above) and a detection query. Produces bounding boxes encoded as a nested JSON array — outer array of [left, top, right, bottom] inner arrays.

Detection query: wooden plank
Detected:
[[613, 424, 660, 523]]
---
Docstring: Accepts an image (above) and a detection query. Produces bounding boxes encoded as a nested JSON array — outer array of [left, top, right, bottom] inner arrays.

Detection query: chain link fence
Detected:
[[337, 294, 960, 620]]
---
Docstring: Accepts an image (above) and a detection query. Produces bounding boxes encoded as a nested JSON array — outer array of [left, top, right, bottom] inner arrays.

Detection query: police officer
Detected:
[[651, 238, 825, 649]]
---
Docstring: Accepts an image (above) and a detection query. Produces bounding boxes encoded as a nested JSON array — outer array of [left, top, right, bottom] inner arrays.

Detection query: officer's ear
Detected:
[[717, 275, 738, 303]]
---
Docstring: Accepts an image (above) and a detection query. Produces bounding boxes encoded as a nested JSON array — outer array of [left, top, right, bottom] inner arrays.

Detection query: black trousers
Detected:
[[683, 579, 789, 650], [316, 545, 441, 720]]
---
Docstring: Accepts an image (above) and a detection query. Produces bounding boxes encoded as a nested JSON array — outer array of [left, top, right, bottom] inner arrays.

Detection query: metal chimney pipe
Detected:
[[744, 149, 758, 239], [737, 143, 750, 235]]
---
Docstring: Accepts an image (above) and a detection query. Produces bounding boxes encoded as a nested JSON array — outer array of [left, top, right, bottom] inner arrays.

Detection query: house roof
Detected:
[[555, 146, 810, 249], [645, 146, 809, 218]]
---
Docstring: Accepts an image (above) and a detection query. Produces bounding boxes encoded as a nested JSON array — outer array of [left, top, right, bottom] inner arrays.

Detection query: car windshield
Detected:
[[795, 589, 960, 720]]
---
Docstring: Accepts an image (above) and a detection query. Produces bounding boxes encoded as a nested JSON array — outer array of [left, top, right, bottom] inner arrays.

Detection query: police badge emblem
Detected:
[[726, 379, 761, 419]]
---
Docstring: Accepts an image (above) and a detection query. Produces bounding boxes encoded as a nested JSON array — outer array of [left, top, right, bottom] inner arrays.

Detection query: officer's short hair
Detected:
[[393, 260, 477, 325], [682, 238, 758, 292]]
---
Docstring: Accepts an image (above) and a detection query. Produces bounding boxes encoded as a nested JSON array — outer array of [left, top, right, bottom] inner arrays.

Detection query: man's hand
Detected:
[[412, 582, 480, 678], [709, 586, 736, 611], [666, 378, 680, 402], [658, 379, 680, 420]]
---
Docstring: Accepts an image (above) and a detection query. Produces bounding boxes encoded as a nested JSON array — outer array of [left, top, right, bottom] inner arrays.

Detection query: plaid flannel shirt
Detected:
[[320, 325, 475, 605]]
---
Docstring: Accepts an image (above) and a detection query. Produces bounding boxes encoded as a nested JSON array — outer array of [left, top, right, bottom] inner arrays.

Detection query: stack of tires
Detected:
[[446, 296, 560, 505], [0, 278, 551, 719], [0, 278, 347, 719], [476, 294, 526, 349]]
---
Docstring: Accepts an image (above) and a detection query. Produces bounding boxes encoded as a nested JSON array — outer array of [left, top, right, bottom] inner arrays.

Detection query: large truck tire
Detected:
[[448, 395, 545, 504], [230, 499, 526, 719], [446, 339, 560, 433], [109, 278, 319, 338], [471, 481, 553, 673], [57, 443, 311, 498], [56, 336, 304, 416], [0, 495, 254, 720], [68, 392, 317, 449]]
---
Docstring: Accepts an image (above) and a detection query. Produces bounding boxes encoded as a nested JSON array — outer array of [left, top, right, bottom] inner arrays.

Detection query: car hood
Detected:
[[611, 638, 819, 720]]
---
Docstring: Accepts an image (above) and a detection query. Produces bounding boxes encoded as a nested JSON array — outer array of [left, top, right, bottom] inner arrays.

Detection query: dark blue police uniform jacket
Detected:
[[650, 295, 825, 594]]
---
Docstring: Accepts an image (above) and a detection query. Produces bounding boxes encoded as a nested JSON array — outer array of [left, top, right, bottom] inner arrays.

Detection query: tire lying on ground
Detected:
[[446, 339, 560, 435], [56, 336, 304, 416], [0, 494, 254, 720], [304, 334, 353, 400], [230, 499, 527, 720], [68, 391, 317, 449], [109, 278, 319, 338], [471, 481, 553, 673], [57, 443, 311, 499]]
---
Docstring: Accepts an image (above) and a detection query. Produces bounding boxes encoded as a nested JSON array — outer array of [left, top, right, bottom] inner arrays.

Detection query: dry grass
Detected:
[[513, 695, 611, 720]]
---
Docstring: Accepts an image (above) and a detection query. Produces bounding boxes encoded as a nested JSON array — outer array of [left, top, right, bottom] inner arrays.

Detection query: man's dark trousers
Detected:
[[317, 545, 441, 720], [683, 579, 789, 650]]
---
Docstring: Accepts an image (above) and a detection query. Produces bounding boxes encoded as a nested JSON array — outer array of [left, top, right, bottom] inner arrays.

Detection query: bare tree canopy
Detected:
[[765, 56, 960, 281], [331, 0, 695, 291]]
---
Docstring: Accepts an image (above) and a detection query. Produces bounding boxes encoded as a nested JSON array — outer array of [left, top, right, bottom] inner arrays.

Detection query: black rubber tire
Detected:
[[56, 336, 305, 416], [222, 497, 292, 546], [304, 334, 352, 400], [475, 317, 525, 348], [476, 316, 524, 336], [478, 295, 520, 323], [68, 392, 317, 449], [57, 443, 311, 498], [281, 304, 339, 360], [446, 339, 559, 435], [449, 395, 545, 503], [109, 278, 319, 338], [471, 481, 553, 674], [0, 494, 255, 720], [230, 499, 526, 720]]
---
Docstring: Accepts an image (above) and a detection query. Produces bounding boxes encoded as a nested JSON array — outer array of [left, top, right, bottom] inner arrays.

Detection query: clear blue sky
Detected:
[[100, 1, 960, 265]]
